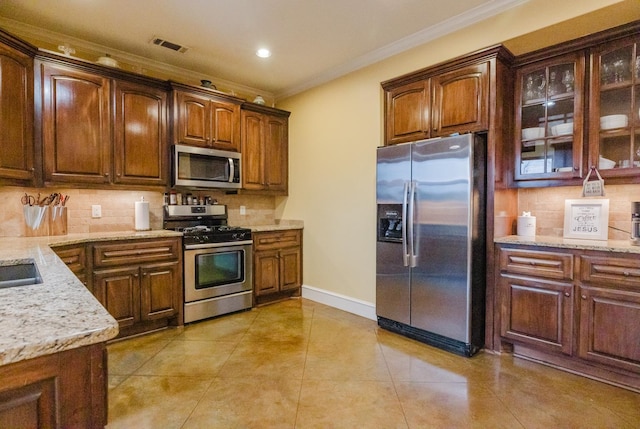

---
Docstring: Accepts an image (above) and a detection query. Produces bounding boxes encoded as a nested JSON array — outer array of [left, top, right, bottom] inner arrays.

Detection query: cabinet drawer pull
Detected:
[[509, 256, 561, 269]]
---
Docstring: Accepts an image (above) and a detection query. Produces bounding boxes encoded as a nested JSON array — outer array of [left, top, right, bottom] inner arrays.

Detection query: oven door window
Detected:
[[195, 250, 244, 289]]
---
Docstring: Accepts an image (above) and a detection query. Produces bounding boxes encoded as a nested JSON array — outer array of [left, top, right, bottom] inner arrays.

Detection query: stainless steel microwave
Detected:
[[173, 144, 241, 189]]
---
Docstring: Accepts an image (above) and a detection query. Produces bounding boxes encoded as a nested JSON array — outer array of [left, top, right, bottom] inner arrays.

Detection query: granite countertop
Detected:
[[495, 235, 640, 254], [247, 220, 304, 232], [0, 230, 181, 367]]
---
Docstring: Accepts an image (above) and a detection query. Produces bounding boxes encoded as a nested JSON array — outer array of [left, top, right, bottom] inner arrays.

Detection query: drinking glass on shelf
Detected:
[[562, 70, 574, 92], [548, 71, 558, 96]]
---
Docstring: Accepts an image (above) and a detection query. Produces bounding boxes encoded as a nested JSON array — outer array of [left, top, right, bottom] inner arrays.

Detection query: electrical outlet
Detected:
[[239, 205, 246, 215], [91, 205, 102, 218]]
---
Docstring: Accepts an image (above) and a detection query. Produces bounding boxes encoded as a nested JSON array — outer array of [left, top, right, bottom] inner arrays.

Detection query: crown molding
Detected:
[[276, 0, 529, 100], [0, 17, 274, 102]]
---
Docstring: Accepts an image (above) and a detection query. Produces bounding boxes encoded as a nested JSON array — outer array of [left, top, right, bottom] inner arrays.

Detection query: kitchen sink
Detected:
[[0, 260, 43, 289]]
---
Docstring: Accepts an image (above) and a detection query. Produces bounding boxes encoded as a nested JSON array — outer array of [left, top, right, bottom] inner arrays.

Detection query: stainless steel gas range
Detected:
[[163, 205, 253, 323]]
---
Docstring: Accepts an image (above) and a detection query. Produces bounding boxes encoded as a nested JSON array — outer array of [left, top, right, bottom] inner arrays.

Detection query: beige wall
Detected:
[[277, 0, 639, 304]]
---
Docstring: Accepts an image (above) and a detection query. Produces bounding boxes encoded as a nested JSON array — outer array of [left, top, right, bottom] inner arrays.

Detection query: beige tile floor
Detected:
[[107, 298, 640, 429]]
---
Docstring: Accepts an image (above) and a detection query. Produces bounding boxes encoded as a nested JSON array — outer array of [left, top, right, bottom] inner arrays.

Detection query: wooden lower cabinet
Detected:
[[253, 229, 302, 305], [0, 343, 107, 428], [578, 255, 640, 374], [92, 237, 182, 338], [52, 243, 91, 292], [497, 243, 640, 391], [500, 275, 574, 355]]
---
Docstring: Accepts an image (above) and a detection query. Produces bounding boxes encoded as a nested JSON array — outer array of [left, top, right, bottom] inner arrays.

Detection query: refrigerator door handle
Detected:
[[402, 181, 410, 267], [408, 180, 417, 267]]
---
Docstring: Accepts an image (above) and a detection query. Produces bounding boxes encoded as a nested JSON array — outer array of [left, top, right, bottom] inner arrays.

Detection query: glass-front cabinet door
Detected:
[[589, 35, 640, 178], [514, 53, 585, 181]]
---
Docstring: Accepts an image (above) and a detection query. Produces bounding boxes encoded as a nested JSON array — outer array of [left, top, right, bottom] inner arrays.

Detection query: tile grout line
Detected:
[[293, 304, 315, 429], [376, 327, 411, 429]]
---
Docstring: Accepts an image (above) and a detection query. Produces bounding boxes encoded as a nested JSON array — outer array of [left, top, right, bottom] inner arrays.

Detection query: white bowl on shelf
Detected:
[[600, 114, 628, 130], [550, 122, 573, 136], [599, 156, 616, 169], [522, 127, 545, 140]]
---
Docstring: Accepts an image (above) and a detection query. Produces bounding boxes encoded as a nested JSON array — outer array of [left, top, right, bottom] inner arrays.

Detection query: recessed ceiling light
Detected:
[[256, 48, 271, 58]]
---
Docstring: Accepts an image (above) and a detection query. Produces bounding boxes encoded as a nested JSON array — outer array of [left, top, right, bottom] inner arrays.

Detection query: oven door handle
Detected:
[[184, 240, 253, 250]]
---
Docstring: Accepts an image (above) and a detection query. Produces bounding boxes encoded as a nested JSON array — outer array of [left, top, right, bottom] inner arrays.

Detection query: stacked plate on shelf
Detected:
[[600, 114, 628, 130], [521, 127, 545, 147], [551, 122, 573, 136]]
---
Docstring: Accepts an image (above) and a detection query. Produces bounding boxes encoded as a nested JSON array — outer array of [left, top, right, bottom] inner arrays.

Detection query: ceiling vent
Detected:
[[150, 36, 189, 53]]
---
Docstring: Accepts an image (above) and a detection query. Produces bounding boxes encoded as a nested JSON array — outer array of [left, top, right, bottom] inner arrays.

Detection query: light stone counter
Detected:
[[495, 235, 640, 254], [246, 219, 304, 232], [0, 230, 182, 366]]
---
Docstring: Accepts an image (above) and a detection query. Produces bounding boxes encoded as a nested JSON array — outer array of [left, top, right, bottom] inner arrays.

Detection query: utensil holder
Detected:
[[23, 205, 49, 236], [49, 206, 68, 236]]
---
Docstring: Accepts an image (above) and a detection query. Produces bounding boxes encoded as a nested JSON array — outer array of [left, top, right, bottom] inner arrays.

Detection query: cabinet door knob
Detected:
[[564, 292, 570, 297], [623, 271, 630, 276], [581, 295, 587, 300], [134, 273, 139, 278]]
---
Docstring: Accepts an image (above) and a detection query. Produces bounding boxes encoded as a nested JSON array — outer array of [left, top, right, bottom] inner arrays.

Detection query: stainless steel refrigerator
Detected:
[[376, 133, 486, 357]]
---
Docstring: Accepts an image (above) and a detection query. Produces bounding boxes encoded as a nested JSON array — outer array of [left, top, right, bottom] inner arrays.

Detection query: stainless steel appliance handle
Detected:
[[184, 240, 253, 250], [408, 181, 417, 268], [228, 158, 235, 183], [402, 181, 409, 267]]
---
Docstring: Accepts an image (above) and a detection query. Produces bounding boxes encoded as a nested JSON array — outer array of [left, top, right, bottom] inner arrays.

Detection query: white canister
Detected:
[[517, 212, 536, 237], [135, 197, 150, 231]]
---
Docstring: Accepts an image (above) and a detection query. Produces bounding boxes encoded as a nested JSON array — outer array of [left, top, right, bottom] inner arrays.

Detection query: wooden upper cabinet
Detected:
[[432, 62, 489, 136], [211, 101, 239, 151], [382, 47, 510, 147], [241, 110, 264, 190], [175, 91, 209, 147], [113, 79, 168, 186], [0, 37, 35, 183], [174, 88, 241, 151], [588, 33, 640, 181], [39, 60, 111, 184], [241, 105, 289, 194], [265, 115, 288, 192], [385, 80, 430, 145], [513, 53, 585, 181]]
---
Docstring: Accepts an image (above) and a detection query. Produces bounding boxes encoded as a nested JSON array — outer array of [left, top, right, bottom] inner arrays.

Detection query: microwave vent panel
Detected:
[[150, 36, 189, 53]]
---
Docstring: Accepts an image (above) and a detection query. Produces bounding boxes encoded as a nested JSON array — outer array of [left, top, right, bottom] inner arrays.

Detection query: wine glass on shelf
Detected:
[[562, 70, 574, 93]]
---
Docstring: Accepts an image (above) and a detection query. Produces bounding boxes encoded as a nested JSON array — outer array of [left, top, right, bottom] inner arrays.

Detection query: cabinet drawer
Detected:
[[93, 238, 179, 268], [499, 248, 574, 281], [580, 256, 640, 290], [254, 230, 301, 251], [53, 245, 86, 275]]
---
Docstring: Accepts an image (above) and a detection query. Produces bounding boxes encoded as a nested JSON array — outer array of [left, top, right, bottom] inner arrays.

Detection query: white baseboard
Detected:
[[301, 284, 377, 321]]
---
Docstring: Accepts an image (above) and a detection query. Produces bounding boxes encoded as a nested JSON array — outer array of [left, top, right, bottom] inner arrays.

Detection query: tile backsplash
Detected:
[[0, 186, 277, 237], [518, 184, 640, 240]]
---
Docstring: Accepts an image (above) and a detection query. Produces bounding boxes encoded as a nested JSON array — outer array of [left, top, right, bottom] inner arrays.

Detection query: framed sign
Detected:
[[563, 199, 609, 240]]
